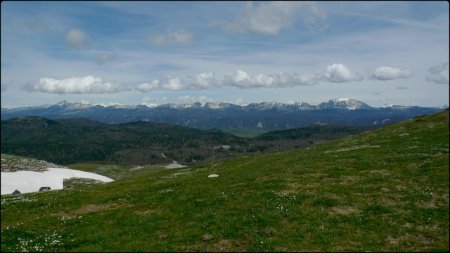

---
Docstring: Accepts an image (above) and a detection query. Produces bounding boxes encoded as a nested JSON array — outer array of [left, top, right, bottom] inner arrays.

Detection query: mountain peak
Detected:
[[55, 100, 70, 106], [319, 98, 371, 110]]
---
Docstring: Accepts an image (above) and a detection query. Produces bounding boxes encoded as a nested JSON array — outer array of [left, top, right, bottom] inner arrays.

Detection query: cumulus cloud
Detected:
[[96, 52, 118, 65], [223, 70, 321, 88], [369, 66, 412, 81], [322, 63, 363, 83], [1, 83, 7, 92], [24, 76, 126, 94], [161, 77, 183, 90], [65, 29, 88, 49], [136, 81, 160, 92], [224, 1, 326, 35], [136, 76, 183, 92], [149, 30, 193, 45], [136, 65, 365, 92], [189, 72, 218, 89], [426, 63, 449, 84]]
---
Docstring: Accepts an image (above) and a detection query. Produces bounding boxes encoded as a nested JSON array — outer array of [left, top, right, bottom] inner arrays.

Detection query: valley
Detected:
[[1, 116, 371, 165]]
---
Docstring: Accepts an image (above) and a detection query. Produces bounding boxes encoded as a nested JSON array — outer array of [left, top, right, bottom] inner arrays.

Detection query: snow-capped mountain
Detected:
[[246, 102, 287, 110], [318, 98, 372, 110], [1, 99, 443, 130], [294, 102, 315, 110]]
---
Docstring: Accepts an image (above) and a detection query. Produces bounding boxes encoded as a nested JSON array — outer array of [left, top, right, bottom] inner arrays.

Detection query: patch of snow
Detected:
[[1, 168, 113, 195], [95, 102, 136, 109], [140, 103, 158, 108]]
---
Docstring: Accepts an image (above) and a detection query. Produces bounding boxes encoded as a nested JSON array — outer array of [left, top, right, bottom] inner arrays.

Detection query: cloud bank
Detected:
[[136, 64, 365, 92], [426, 63, 449, 84], [369, 66, 412, 81], [136, 76, 183, 92], [223, 70, 321, 88], [24, 76, 126, 94]]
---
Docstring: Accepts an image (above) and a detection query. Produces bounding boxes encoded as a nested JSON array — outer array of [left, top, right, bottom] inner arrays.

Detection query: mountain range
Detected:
[[1, 98, 444, 131]]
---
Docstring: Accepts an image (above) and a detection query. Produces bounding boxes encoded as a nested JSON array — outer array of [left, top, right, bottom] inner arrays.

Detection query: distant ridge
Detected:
[[1, 98, 444, 130]]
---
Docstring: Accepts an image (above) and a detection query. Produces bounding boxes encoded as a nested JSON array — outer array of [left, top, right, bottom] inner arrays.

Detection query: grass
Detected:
[[1, 154, 63, 172], [65, 163, 169, 180], [1, 109, 448, 252]]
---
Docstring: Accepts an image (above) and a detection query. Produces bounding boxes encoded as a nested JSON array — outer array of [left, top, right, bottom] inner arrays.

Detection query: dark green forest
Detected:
[[1, 116, 371, 165]]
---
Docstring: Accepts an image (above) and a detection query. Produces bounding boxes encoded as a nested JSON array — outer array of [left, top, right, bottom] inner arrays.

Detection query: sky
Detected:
[[1, 1, 449, 108]]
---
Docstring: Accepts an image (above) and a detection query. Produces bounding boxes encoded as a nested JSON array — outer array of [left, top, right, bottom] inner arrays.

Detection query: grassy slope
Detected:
[[1, 109, 448, 252]]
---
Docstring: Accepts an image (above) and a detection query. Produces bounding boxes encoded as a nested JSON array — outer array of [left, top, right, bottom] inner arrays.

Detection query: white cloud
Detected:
[[149, 30, 193, 45], [224, 70, 251, 87], [138, 65, 365, 92], [136, 76, 183, 92], [136, 80, 160, 92], [369, 66, 412, 81], [1, 83, 7, 92], [224, 1, 326, 35], [25, 76, 126, 94], [322, 63, 363, 83], [97, 52, 118, 65], [161, 76, 183, 90], [178, 95, 213, 105], [65, 29, 88, 49], [295, 72, 323, 85], [426, 63, 449, 84], [189, 72, 218, 89], [223, 70, 320, 88]]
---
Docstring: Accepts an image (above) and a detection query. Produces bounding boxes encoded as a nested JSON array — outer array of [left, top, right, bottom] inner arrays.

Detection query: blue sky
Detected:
[[1, 1, 449, 107]]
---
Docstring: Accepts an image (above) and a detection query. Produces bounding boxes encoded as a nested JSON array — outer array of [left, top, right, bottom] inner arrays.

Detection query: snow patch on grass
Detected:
[[1, 168, 113, 195]]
